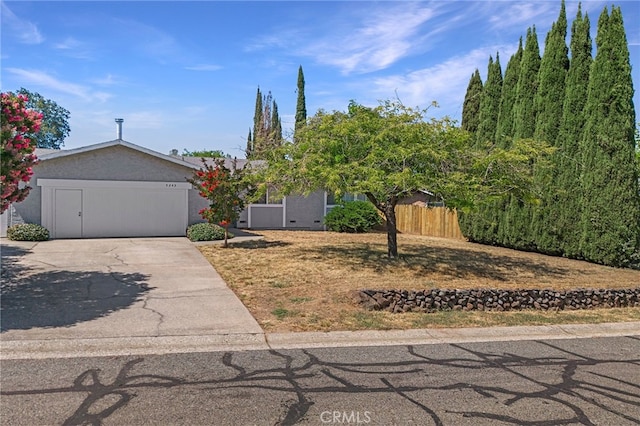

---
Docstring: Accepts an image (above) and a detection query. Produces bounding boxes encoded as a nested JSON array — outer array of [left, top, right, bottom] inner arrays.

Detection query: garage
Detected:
[[39, 179, 191, 238], [7, 139, 212, 239]]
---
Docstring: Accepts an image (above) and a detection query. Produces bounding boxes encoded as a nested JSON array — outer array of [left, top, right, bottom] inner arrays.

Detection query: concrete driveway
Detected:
[[1, 237, 266, 358]]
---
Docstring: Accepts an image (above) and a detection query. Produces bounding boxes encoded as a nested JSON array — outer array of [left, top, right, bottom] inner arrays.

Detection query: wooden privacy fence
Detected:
[[394, 205, 464, 239]]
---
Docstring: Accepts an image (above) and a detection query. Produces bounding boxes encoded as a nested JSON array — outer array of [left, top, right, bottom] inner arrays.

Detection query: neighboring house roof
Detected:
[[36, 139, 201, 170], [177, 155, 258, 171], [34, 148, 59, 156]]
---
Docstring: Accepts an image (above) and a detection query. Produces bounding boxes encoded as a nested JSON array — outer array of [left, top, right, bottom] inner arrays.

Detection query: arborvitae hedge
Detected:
[[555, 6, 592, 259], [579, 6, 640, 267], [502, 26, 540, 251], [471, 55, 503, 242], [459, 2, 638, 268], [461, 69, 483, 134], [532, 1, 569, 254], [495, 38, 523, 149]]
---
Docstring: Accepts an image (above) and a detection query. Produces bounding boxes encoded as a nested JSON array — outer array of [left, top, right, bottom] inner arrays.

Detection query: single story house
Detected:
[[1, 137, 336, 239]]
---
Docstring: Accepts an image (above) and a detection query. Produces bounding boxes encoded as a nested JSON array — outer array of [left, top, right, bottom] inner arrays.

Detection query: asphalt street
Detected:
[[2, 335, 639, 425]]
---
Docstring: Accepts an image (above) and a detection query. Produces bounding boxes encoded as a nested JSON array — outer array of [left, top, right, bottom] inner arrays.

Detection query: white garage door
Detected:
[[39, 179, 191, 238]]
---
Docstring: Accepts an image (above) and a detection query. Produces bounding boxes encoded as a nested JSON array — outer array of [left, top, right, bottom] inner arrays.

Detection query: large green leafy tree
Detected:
[[579, 6, 640, 266], [555, 5, 592, 258], [532, 0, 569, 254], [261, 100, 551, 258], [16, 88, 70, 149], [294, 65, 307, 138]]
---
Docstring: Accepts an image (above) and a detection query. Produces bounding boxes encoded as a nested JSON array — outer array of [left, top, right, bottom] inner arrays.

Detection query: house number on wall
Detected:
[[165, 183, 177, 187]]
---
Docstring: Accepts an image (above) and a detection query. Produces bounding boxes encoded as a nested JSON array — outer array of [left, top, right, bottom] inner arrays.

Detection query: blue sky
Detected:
[[2, 1, 638, 158]]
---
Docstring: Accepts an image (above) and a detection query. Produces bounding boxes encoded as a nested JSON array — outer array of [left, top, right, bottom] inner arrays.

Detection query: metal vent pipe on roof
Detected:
[[115, 118, 124, 139]]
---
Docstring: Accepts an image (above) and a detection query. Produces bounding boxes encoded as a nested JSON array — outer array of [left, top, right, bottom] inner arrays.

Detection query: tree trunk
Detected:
[[365, 192, 399, 259], [223, 225, 229, 248], [384, 202, 399, 259]]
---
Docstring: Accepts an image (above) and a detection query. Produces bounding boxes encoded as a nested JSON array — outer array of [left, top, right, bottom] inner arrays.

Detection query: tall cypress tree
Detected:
[[246, 129, 253, 158], [271, 100, 283, 147], [471, 55, 503, 242], [555, 5, 592, 258], [503, 26, 540, 250], [495, 39, 524, 246], [251, 90, 283, 158], [579, 6, 640, 266], [532, 0, 569, 254], [461, 69, 483, 134], [294, 65, 307, 139], [513, 27, 541, 140], [251, 87, 263, 159], [458, 69, 484, 239], [476, 54, 503, 146], [533, 1, 568, 145], [495, 37, 523, 149]]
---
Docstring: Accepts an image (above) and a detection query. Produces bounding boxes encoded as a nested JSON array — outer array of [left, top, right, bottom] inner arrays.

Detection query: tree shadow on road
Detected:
[[2, 337, 639, 425], [1, 243, 151, 331]]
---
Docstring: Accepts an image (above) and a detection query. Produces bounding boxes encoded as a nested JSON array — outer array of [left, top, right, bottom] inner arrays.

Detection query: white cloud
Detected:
[[114, 18, 182, 62], [5, 68, 111, 103], [54, 37, 82, 50], [126, 111, 166, 129], [53, 36, 94, 59], [91, 74, 120, 86], [303, 3, 439, 74], [370, 44, 515, 118], [185, 64, 223, 71], [489, 1, 560, 32], [244, 30, 301, 52], [1, 2, 44, 44]]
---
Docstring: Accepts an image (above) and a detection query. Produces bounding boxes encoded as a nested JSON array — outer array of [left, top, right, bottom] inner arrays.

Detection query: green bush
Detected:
[[324, 200, 382, 233], [6, 223, 50, 241], [186, 222, 232, 242]]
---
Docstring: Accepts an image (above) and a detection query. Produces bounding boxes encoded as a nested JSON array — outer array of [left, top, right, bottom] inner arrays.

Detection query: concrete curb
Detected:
[[0, 333, 269, 360], [267, 321, 640, 349], [3, 322, 638, 360]]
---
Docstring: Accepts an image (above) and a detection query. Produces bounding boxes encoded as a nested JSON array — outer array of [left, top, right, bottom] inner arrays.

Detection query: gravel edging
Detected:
[[355, 288, 640, 313]]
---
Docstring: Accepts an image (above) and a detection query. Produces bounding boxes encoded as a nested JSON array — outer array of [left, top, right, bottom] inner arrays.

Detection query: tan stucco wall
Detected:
[[14, 144, 208, 227]]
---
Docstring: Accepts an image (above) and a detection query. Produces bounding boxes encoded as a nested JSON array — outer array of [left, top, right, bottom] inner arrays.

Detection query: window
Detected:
[[326, 192, 367, 205], [255, 187, 283, 204]]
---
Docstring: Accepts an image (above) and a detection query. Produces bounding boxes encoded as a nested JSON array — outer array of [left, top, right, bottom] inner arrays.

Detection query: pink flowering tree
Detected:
[[187, 158, 250, 247], [1, 92, 43, 213]]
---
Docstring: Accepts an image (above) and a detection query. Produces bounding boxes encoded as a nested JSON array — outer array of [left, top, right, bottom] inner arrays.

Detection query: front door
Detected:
[[55, 189, 82, 238]]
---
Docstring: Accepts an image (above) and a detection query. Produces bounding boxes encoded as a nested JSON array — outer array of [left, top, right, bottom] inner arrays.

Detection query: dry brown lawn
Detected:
[[198, 230, 640, 332]]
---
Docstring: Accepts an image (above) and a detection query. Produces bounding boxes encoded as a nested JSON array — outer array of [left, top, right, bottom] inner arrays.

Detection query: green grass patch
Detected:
[[272, 307, 298, 320], [270, 281, 290, 289], [290, 297, 313, 304], [347, 312, 394, 330]]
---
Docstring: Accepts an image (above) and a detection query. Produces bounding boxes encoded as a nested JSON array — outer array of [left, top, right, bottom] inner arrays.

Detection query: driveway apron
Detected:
[[1, 238, 265, 356]]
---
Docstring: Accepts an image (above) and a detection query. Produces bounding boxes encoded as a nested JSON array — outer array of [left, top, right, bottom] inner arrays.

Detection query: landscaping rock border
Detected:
[[355, 288, 640, 313]]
